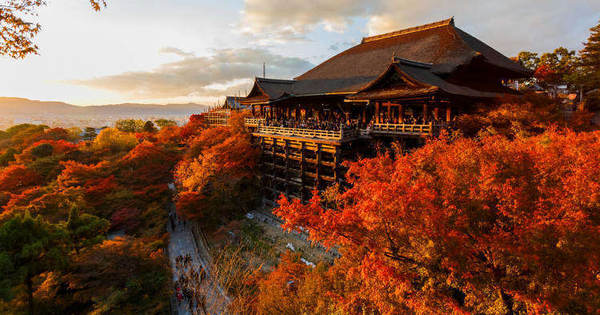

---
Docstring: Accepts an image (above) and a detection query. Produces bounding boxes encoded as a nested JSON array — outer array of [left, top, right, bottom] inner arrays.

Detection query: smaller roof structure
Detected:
[[240, 77, 295, 104], [349, 58, 519, 101]]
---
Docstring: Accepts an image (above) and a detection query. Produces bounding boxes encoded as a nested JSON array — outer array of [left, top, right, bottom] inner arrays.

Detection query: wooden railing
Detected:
[[256, 124, 358, 141], [244, 117, 265, 127], [249, 119, 448, 139], [371, 123, 438, 135], [205, 110, 230, 127]]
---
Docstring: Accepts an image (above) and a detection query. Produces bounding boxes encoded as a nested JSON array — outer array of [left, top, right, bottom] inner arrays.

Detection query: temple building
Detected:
[[238, 18, 533, 206]]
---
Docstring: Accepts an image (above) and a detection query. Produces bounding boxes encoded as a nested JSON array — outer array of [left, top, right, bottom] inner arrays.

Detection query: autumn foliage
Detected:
[[0, 123, 175, 314], [174, 124, 259, 227], [273, 129, 600, 314]]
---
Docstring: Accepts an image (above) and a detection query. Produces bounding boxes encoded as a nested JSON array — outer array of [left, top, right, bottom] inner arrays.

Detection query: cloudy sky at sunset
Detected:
[[1, 0, 599, 106]]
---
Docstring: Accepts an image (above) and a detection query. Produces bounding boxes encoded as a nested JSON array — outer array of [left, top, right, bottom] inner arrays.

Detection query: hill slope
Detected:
[[0, 97, 210, 116]]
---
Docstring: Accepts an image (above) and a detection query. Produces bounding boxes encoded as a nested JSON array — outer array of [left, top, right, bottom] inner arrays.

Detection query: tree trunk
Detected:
[[499, 288, 514, 315], [26, 274, 34, 315]]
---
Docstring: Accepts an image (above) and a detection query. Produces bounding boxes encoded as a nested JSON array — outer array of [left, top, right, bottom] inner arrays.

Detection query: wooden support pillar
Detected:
[[398, 104, 403, 122], [269, 106, 273, 118], [286, 108, 290, 119], [387, 102, 391, 122], [300, 142, 307, 203], [333, 146, 341, 183], [375, 101, 380, 123], [316, 143, 322, 190], [362, 106, 367, 124], [272, 138, 277, 192], [423, 104, 428, 121], [434, 107, 440, 120], [446, 106, 452, 122], [259, 105, 264, 117], [284, 140, 290, 196]]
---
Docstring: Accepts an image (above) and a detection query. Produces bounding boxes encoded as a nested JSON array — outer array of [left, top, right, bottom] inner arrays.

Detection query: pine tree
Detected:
[[578, 20, 600, 108], [580, 20, 600, 87], [64, 206, 110, 254], [0, 213, 69, 315]]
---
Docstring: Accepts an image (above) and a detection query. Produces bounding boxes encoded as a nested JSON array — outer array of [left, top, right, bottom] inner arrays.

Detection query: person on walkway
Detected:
[[198, 294, 207, 315], [199, 266, 206, 284]]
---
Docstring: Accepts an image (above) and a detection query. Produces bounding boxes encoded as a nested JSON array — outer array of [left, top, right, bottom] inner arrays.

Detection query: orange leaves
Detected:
[[274, 129, 600, 313], [174, 123, 259, 227], [0, 164, 41, 192]]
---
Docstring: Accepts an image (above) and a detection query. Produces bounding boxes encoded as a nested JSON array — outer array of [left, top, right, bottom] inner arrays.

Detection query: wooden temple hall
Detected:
[[238, 18, 532, 205]]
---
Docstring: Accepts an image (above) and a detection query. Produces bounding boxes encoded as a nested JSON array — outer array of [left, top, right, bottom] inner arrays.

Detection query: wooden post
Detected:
[[387, 102, 391, 122], [434, 107, 440, 120], [375, 102, 380, 123], [285, 139, 290, 196], [398, 104, 403, 122], [300, 142, 306, 203], [446, 106, 452, 122], [362, 106, 367, 124], [316, 143, 322, 190], [333, 146, 341, 183], [423, 104, 428, 121]]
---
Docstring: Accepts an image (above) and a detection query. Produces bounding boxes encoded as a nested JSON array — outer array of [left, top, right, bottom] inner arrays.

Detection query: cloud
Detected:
[[240, 0, 600, 54], [68, 48, 313, 99], [329, 40, 356, 51], [159, 47, 196, 58], [241, 0, 371, 42]]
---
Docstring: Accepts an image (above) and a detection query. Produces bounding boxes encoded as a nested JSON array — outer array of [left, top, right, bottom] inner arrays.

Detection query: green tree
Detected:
[[63, 206, 109, 254], [579, 20, 600, 88], [30, 143, 53, 158], [0, 148, 18, 167], [576, 19, 600, 109], [517, 51, 540, 70], [83, 127, 97, 141], [154, 119, 177, 129], [536, 47, 578, 86], [143, 121, 158, 133], [0, 212, 69, 315], [115, 119, 144, 133]]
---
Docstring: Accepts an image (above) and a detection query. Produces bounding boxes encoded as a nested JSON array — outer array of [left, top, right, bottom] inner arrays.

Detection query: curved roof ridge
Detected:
[[392, 57, 433, 68], [361, 17, 454, 44], [256, 77, 296, 84]]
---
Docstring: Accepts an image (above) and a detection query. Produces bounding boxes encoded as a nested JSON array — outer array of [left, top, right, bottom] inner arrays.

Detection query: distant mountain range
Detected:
[[0, 97, 210, 117]]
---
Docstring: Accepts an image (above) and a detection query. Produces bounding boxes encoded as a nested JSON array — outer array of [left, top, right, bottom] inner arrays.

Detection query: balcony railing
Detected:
[[256, 125, 358, 141], [246, 118, 449, 140], [371, 123, 441, 135], [244, 117, 265, 127]]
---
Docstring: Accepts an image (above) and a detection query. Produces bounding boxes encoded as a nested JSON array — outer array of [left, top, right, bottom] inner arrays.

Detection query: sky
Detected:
[[1, 0, 599, 106]]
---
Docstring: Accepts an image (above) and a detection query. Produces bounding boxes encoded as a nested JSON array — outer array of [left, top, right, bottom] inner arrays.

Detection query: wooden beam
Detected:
[[446, 106, 451, 122], [375, 101, 380, 123]]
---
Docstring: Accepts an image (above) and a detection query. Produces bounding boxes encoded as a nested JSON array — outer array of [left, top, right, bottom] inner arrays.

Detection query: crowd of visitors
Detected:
[[259, 115, 452, 132], [262, 117, 361, 131], [173, 253, 208, 315], [376, 115, 448, 125], [169, 208, 210, 315]]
